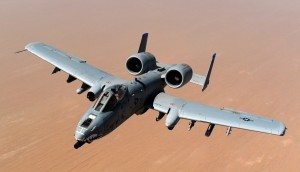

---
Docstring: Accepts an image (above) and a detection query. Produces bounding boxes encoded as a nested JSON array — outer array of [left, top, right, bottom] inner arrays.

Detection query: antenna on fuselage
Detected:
[[138, 33, 148, 53]]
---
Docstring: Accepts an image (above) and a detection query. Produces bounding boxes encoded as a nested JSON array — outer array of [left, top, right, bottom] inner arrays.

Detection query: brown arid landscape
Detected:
[[0, 0, 299, 171]]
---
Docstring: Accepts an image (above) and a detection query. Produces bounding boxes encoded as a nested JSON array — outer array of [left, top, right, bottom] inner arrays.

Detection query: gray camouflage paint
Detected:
[[25, 34, 285, 149]]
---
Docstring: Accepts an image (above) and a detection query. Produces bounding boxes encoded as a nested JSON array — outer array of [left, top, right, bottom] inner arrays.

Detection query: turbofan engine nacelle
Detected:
[[87, 84, 103, 101], [165, 109, 180, 130], [126, 52, 157, 75], [165, 64, 193, 89]]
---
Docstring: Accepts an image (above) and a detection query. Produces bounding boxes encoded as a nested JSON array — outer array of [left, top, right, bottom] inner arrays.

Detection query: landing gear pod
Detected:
[[165, 108, 180, 130], [87, 84, 104, 101]]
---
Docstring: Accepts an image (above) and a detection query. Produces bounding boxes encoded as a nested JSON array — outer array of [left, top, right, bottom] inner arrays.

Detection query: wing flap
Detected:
[[153, 93, 285, 136]]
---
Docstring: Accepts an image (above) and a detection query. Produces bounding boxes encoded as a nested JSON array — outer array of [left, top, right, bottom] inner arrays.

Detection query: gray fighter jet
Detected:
[[22, 33, 285, 149]]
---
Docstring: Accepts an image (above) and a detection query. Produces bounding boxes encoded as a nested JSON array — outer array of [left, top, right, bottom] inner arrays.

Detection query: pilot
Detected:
[[114, 85, 126, 101]]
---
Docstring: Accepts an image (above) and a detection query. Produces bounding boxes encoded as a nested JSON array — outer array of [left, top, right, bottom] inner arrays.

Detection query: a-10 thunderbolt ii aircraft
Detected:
[[21, 33, 285, 149]]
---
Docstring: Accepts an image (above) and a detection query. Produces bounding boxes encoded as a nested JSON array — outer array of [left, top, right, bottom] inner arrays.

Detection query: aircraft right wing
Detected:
[[153, 93, 286, 136], [25, 42, 124, 101]]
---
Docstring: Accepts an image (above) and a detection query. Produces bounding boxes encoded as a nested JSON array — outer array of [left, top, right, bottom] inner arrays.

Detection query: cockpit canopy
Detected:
[[93, 85, 127, 112]]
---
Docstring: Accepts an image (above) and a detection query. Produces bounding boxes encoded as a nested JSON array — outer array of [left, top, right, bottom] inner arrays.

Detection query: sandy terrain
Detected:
[[0, 0, 299, 171]]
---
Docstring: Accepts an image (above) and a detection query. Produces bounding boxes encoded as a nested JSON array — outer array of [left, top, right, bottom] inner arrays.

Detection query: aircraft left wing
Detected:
[[153, 93, 286, 136], [25, 42, 124, 100]]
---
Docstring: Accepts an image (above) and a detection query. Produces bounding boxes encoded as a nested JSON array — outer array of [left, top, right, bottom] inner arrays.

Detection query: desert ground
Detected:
[[0, 0, 299, 171]]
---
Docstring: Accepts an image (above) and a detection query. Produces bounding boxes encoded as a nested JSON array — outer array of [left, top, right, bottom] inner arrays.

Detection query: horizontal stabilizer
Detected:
[[190, 74, 206, 85]]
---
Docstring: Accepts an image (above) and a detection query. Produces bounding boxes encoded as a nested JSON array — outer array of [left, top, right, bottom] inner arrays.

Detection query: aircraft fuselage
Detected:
[[74, 68, 167, 148]]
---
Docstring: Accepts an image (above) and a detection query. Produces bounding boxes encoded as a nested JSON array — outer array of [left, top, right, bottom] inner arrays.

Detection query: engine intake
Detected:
[[165, 64, 193, 88], [126, 52, 157, 75]]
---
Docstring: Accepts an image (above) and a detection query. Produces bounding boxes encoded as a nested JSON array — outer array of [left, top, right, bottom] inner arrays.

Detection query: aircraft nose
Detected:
[[75, 127, 86, 141], [74, 126, 89, 149]]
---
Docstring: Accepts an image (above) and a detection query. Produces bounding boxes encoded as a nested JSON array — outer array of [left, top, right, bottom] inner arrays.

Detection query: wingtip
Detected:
[[280, 127, 286, 136], [25, 42, 43, 50], [275, 122, 286, 136], [279, 124, 287, 136]]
